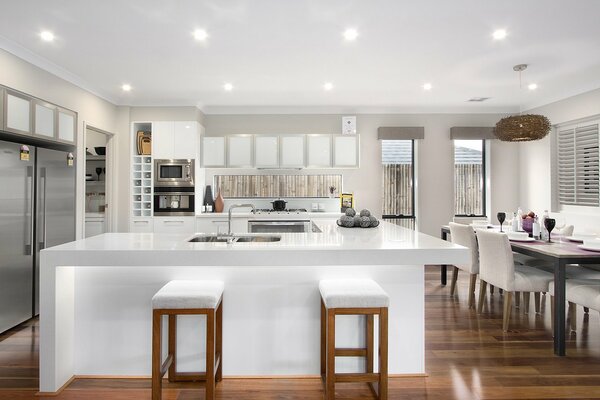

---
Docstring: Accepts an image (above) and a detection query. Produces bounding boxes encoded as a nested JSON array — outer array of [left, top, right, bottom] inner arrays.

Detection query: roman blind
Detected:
[[557, 121, 600, 207]]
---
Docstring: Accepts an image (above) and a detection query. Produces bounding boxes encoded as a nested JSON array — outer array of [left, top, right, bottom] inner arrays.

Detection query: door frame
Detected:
[[83, 123, 116, 234]]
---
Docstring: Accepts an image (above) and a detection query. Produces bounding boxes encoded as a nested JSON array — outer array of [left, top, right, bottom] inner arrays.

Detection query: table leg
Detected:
[[440, 230, 448, 285], [553, 259, 567, 356]]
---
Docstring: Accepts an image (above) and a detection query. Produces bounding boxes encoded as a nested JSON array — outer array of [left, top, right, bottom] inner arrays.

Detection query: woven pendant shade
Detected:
[[494, 114, 551, 142]]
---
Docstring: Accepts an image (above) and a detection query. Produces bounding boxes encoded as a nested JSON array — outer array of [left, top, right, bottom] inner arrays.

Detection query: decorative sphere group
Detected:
[[337, 208, 379, 228]]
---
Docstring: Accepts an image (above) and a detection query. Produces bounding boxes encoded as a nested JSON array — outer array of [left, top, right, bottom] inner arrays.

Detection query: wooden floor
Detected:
[[1, 266, 600, 399]]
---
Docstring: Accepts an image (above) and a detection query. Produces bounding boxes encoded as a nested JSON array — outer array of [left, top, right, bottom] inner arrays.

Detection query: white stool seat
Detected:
[[319, 279, 389, 309], [152, 280, 224, 309], [549, 279, 600, 311]]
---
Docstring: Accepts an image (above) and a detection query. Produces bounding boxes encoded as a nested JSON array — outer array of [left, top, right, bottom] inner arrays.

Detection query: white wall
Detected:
[[521, 88, 600, 233], [0, 48, 119, 239], [204, 114, 521, 236]]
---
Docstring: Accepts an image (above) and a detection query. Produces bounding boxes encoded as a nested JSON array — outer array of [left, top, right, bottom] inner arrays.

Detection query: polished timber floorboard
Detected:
[[1, 266, 600, 399]]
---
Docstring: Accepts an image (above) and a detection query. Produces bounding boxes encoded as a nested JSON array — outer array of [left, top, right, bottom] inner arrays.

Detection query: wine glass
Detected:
[[95, 167, 102, 181], [497, 212, 506, 232], [544, 218, 556, 243]]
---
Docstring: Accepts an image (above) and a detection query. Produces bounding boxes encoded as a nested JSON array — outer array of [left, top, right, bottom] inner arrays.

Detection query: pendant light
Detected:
[[494, 64, 551, 142]]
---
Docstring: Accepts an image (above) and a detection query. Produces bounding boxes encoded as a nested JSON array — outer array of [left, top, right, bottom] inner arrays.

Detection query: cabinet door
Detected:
[[228, 135, 253, 167], [4, 90, 32, 135], [154, 217, 195, 234], [57, 108, 77, 144], [173, 121, 199, 160], [280, 135, 305, 168], [202, 137, 226, 167], [306, 135, 332, 168], [254, 136, 279, 168], [333, 135, 359, 167], [129, 218, 154, 233], [33, 101, 56, 139], [85, 219, 105, 238], [152, 121, 175, 159]]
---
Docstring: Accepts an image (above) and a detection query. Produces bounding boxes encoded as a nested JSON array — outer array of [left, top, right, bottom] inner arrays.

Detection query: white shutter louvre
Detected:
[[558, 121, 599, 207]]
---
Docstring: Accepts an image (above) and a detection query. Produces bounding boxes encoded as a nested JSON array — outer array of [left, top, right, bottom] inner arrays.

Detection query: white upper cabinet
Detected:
[[306, 135, 332, 168], [33, 101, 56, 139], [151, 121, 175, 159], [202, 137, 226, 167], [57, 108, 77, 144], [5, 90, 32, 135], [173, 121, 199, 160], [254, 136, 279, 168], [228, 135, 253, 167], [280, 135, 305, 168], [333, 135, 359, 167]]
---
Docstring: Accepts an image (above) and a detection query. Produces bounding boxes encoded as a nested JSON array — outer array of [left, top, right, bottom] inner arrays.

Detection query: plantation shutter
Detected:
[[558, 121, 600, 207]]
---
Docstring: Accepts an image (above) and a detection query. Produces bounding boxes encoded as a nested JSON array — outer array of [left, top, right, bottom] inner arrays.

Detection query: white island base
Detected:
[[40, 220, 468, 393]]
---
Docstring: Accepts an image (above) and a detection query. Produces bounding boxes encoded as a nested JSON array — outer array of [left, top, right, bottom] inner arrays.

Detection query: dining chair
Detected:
[[549, 279, 600, 332], [476, 230, 554, 331], [449, 222, 480, 308]]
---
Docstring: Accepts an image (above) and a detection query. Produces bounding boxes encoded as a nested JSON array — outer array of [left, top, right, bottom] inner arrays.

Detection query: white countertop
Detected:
[[195, 211, 343, 218]]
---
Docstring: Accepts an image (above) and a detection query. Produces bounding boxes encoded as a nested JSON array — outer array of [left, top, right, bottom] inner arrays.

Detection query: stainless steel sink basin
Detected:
[[188, 234, 281, 243]]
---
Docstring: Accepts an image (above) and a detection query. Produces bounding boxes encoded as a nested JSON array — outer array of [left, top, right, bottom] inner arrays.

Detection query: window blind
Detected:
[[558, 121, 600, 207]]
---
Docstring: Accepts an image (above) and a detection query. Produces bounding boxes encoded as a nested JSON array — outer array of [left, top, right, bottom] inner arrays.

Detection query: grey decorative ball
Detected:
[[353, 216, 362, 227], [360, 209, 371, 218], [345, 208, 356, 217], [360, 216, 371, 228], [340, 215, 355, 227], [369, 216, 380, 227]]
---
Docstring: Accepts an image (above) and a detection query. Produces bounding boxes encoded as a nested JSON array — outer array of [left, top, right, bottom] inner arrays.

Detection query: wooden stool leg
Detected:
[[152, 310, 163, 400], [490, 284, 494, 294], [534, 292, 541, 314], [468, 274, 477, 308], [477, 280, 487, 314], [320, 300, 326, 380], [514, 292, 521, 309], [216, 301, 223, 382], [550, 295, 555, 329], [205, 310, 216, 400], [568, 302, 577, 332], [167, 315, 176, 381], [378, 308, 388, 400], [326, 308, 336, 400], [523, 292, 531, 314], [366, 315, 374, 373], [450, 267, 459, 296], [503, 292, 513, 332]]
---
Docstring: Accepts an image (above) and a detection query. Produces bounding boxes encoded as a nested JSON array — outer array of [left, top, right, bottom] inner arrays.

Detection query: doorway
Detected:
[[84, 125, 114, 237]]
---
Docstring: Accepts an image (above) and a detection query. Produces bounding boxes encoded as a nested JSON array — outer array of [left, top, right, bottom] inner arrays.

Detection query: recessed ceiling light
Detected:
[[492, 29, 507, 40], [40, 30, 54, 42], [528, 83, 538, 90], [423, 83, 432, 91], [323, 82, 334, 91], [121, 84, 132, 92], [343, 28, 359, 41], [193, 29, 208, 41], [223, 83, 234, 91]]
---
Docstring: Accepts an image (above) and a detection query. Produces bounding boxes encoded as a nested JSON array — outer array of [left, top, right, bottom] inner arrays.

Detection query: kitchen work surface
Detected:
[[440, 225, 600, 357], [38, 219, 467, 394]]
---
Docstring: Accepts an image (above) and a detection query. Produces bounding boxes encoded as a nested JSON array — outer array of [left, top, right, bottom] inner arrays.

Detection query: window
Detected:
[[382, 140, 415, 229], [454, 140, 486, 216], [214, 174, 342, 198], [557, 121, 599, 207]]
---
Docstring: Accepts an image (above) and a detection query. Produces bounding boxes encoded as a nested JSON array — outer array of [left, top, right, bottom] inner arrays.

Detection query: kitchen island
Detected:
[[39, 219, 468, 393]]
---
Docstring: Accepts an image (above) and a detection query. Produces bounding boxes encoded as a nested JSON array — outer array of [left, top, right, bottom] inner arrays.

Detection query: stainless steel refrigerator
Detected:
[[0, 139, 75, 333]]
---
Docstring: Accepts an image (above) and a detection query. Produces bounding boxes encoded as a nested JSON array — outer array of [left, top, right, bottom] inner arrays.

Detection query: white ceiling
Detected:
[[1, 0, 600, 113]]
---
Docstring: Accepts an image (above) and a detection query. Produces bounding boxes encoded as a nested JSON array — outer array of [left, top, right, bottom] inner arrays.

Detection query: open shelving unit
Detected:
[[131, 122, 152, 218]]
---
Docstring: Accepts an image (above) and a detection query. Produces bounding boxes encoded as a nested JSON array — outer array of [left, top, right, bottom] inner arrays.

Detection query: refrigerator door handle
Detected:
[[38, 167, 47, 250], [24, 166, 34, 255]]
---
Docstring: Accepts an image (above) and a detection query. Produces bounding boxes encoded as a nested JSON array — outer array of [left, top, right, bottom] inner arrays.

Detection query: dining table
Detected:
[[440, 224, 600, 356]]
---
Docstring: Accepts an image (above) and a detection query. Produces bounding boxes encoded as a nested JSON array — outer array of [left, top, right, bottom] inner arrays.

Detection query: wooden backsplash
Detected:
[[214, 174, 342, 198]]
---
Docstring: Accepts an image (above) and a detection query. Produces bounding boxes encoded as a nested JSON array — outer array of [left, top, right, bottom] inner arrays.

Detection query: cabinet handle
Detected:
[[133, 221, 149, 224], [164, 220, 184, 224], [211, 220, 227, 224]]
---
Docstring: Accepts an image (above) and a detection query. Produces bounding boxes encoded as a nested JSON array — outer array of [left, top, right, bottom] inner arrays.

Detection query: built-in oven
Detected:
[[154, 187, 195, 216], [154, 159, 194, 187]]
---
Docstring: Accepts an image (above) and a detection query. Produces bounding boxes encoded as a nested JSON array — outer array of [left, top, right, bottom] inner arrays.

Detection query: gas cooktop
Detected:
[[254, 208, 308, 214]]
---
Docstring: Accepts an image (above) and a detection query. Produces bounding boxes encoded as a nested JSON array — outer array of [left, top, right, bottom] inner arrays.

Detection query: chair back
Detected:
[[559, 225, 574, 237], [476, 229, 516, 291], [449, 222, 479, 274]]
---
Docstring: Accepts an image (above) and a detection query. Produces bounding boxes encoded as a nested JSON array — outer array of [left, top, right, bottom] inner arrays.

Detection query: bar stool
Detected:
[[319, 279, 389, 400], [151, 280, 224, 400]]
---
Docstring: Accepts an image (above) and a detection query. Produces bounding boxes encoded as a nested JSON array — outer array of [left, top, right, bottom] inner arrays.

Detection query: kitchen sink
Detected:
[[188, 234, 281, 243]]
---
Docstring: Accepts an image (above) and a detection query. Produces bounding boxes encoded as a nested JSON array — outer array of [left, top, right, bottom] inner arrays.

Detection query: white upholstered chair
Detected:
[[549, 279, 600, 331], [449, 222, 480, 308], [476, 230, 554, 331]]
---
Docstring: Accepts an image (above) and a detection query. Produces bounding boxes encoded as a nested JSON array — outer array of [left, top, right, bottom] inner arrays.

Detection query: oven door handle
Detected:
[[154, 192, 194, 196]]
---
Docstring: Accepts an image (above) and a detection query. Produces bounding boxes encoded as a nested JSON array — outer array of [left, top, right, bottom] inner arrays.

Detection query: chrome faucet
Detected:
[[228, 204, 256, 236]]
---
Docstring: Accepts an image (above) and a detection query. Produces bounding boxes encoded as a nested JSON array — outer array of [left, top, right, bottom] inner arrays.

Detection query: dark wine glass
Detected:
[[544, 218, 556, 242], [497, 212, 506, 232], [95, 167, 102, 181]]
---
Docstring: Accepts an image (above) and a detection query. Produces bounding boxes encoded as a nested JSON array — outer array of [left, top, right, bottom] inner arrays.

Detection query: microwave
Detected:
[[154, 159, 195, 187]]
